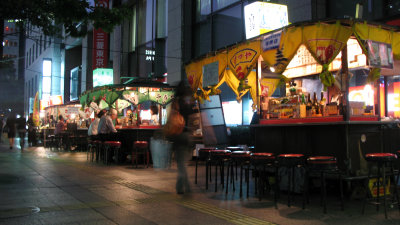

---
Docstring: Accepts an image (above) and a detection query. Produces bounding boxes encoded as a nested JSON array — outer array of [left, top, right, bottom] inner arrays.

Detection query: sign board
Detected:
[[366, 40, 393, 69], [202, 61, 219, 88], [93, 68, 113, 87], [50, 95, 63, 106], [92, 0, 109, 70], [368, 178, 390, 198], [262, 31, 282, 51], [244, 2, 288, 39]]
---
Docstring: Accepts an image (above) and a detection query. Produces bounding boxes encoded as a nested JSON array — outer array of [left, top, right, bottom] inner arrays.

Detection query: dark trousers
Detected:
[[171, 132, 192, 194]]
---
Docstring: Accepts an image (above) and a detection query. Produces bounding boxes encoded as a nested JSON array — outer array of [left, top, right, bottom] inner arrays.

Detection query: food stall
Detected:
[[185, 19, 400, 175], [79, 80, 175, 159]]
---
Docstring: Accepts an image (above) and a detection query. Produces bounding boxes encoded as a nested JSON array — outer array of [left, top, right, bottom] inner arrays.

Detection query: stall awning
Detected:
[[185, 19, 400, 107]]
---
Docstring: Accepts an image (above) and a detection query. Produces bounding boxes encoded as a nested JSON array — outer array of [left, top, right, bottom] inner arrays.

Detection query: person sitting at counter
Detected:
[[150, 105, 159, 125], [54, 115, 65, 135], [97, 108, 118, 141], [88, 110, 104, 138]]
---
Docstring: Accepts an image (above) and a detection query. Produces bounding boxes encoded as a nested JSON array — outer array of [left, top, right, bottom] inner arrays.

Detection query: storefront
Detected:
[[185, 19, 400, 175]]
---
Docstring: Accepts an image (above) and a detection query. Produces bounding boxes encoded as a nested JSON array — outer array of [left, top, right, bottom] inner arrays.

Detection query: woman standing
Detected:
[[5, 113, 17, 149]]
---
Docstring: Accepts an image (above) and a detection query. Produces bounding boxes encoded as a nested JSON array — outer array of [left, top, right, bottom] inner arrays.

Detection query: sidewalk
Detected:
[[0, 137, 399, 224]]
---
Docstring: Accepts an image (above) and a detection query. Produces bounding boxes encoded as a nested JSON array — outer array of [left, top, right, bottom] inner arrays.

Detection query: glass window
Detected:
[[70, 67, 79, 101], [40, 35, 42, 54], [222, 101, 242, 125], [193, 19, 212, 57], [42, 77, 51, 94], [348, 69, 377, 116], [156, 0, 167, 38], [213, 0, 240, 11], [212, 4, 243, 50], [36, 41, 38, 58], [131, 5, 137, 51], [138, 0, 154, 45], [138, 42, 155, 77], [196, 0, 211, 22]]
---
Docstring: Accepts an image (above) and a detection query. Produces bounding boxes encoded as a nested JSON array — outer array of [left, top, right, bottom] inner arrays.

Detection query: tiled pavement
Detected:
[[0, 136, 400, 224]]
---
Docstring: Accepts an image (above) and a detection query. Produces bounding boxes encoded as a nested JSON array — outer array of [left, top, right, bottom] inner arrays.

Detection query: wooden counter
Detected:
[[252, 118, 400, 175]]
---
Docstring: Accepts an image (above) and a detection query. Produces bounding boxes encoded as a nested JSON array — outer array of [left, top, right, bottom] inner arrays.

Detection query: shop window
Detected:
[[138, 0, 155, 45], [222, 101, 242, 126], [348, 69, 377, 116], [131, 5, 137, 51], [70, 67, 80, 101], [212, 4, 243, 50], [213, 0, 240, 11], [194, 19, 212, 57], [196, 0, 211, 22], [156, 0, 167, 38]]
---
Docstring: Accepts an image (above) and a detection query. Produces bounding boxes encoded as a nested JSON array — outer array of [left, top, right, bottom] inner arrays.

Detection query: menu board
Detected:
[[366, 40, 393, 69], [202, 61, 219, 88]]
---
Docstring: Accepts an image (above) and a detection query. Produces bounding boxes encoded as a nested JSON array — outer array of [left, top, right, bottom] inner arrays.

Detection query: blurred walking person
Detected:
[[16, 114, 27, 151], [5, 113, 17, 149], [0, 117, 4, 143], [165, 82, 196, 195], [27, 113, 36, 146]]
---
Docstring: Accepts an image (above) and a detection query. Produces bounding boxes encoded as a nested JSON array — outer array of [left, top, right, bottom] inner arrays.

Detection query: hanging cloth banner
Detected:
[[227, 40, 261, 81], [261, 26, 303, 74], [354, 22, 400, 60], [260, 78, 280, 97], [303, 22, 353, 65], [303, 22, 352, 89], [224, 69, 242, 98], [246, 71, 258, 108], [32, 92, 40, 126], [185, 61, 203, 91]]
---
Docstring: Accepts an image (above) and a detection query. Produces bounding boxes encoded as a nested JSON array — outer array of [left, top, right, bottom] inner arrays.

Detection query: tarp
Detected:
[[185, 19, 400, 108]]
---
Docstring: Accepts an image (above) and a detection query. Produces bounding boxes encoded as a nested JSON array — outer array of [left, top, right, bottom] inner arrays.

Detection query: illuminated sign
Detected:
[[40, 100, 49, 111], [92, 0, 109, 70], [262, 31, 282, 51], [284, 39, 367, 78], [93, 68, 113, 87], [50, 95, 63, 106], [145, 49, 155, 61], [349, 84, 374, 106], [244, 2, 288, 39], [388, 82, 400, 118]]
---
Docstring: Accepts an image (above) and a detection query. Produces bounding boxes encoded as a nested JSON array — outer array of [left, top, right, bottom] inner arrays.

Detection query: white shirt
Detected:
[[97, 115, 117, 134], [88, 118, 100, 136]]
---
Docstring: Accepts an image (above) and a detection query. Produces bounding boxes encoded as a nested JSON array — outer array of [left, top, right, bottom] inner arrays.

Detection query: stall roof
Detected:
[[184, 19, 400, 106]]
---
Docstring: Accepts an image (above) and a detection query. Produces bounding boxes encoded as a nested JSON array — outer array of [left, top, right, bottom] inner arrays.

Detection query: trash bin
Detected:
[[150, 137, 172, 169]]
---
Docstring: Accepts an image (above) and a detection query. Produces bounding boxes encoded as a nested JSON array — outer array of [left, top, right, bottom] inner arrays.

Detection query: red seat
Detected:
[[104, 141, 121, 147], [134, 141, 148, 148], [365, 153, 397, 162], [307, 156, 337, 167], [251, 152, 275, 160], [278, 153, 304, 158]]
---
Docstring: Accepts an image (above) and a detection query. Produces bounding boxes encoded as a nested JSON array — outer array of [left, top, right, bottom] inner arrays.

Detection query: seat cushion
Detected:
[[104, 141, 121, 147], [365, 153, 397, 162], [134, 141, 148, 148]]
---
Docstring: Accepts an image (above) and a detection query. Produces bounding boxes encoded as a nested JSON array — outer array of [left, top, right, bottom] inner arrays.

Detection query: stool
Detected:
[[227, 151, 252, 198], [103, 141, 121, 164], [227, 146, 245, 180], [195, 147, 217, 184], [132, 141, 150, 168], [251, 153, 277, 207], [207, 150, 231, 192], [307, 156, 344, 213], [93, 140, 102, 163], [277, 154, 307, 209], [46, 135, 55, 149], [87, 140, 95, 162], [362, 153, 400, 219]]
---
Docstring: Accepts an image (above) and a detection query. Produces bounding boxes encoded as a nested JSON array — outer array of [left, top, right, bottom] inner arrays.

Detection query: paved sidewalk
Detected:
[[0, 137, 399, 224]]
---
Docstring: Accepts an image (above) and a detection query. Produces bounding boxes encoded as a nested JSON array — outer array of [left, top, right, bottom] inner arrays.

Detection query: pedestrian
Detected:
[[5, 113, 17, 149], [27, 113, 36, 146], [16, 114, 26, 151], [0, 117, 4, 143], [166, 81, 196, 195]]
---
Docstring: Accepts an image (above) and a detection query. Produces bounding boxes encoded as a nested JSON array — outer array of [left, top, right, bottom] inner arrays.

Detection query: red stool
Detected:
[[207, 150, 231, 192], [103, 141, 121, 164], [227, 151, 252, 197], [277, 154, 307, 209], [195, 147, 217, 184], [362, 153, 399, 219], [132, 141, 150, 168], [251, 153, 277, 207], [307, 156, 344, 213]]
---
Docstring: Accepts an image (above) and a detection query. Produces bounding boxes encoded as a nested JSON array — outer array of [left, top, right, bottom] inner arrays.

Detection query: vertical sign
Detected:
[[92, 0, 109, 70]]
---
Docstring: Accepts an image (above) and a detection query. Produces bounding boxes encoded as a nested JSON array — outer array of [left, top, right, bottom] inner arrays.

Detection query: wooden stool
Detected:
[[251, 153, 277, 207], [277, 154, 307, 209], [132, 141, 149, 168], [103, 141, 121, 164], [307, 156, 344, 213], [362, 153, 400, 219]]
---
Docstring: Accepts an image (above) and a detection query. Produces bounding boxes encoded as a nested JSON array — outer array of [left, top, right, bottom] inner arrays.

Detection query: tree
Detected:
[[0, 0, 130, 38]]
